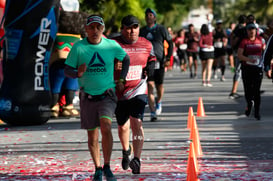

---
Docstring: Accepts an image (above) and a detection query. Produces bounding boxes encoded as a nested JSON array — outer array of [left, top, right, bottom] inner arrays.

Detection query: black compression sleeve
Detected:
[[119, 54, 130, 80], [146, 61, 155, 78]]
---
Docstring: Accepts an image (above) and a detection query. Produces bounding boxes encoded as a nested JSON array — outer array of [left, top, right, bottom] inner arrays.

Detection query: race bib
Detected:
[[214, 42, 223, 48], [155, 61, 160, 69], [247, 55, 260, 66], [179, 44, 187, 50], [126, 65, 142, 81]]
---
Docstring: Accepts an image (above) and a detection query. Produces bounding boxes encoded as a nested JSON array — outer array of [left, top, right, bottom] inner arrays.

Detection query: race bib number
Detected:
[[126, 65, 142, 81], [155, 61, 160, 69], [179, 44, 187, 50], [214, 42, 223, 48], [247, 55, 260, 66]]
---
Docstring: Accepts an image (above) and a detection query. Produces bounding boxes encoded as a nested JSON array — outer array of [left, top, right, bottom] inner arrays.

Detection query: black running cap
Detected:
[[121, 15, 139, 27]]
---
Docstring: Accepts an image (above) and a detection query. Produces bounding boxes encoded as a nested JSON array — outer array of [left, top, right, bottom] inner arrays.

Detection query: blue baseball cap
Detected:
[[86, 15, 105, 26], [145, 8, 156, 17], [246, 23, 257, 30]]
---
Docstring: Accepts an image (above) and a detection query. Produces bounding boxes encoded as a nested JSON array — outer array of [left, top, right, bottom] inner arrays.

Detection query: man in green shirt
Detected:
[[64, 15, 130, 181]]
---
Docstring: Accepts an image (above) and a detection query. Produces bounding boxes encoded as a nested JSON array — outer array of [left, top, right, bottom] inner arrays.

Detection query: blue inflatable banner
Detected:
[[0, 0, 60, 125]]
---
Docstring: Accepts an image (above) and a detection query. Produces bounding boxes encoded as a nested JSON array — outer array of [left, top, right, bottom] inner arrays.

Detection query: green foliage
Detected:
[[215, 0, 273, 26], [79, 0, 155, 33], [78, 0, 273, 35], [78, 0, 194, 33], [160, 3, 189, 31]]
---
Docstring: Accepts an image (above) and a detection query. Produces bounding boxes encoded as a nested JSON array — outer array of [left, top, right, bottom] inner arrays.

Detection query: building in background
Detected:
[[182, 5, 213, 31]]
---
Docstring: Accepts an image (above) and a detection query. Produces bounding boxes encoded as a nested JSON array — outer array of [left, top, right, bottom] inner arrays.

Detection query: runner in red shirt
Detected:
[[199, 24, 214, 87], [237, 23, 266, 120], [112, 15, 156, 174], [184, 24, 199, 78]]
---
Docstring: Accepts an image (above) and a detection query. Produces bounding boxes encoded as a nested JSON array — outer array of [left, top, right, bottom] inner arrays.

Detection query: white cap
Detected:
[[60, 0, 79, 12], [216, 19, 223, 24]]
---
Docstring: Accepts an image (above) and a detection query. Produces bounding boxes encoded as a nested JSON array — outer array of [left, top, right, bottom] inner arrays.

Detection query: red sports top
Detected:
[[239, 36, 265, 67], [113, 36, 156, 100]]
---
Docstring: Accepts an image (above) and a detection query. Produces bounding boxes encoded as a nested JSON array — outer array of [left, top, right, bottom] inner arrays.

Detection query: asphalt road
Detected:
[[1, 66, 273, 180]]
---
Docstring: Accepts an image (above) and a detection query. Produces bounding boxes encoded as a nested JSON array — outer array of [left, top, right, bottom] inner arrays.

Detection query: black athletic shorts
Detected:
[[115, 94, 147, 126], [226, 47, 233, 56], [214, 48, 226, 58], [186, 51, 198, 60], [147, 67, 165, 84], [199, 51, 214, 61]]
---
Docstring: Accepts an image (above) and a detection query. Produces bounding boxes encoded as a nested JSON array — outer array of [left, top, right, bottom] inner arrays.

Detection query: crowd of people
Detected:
[[53, 8, 273, 181], [164, 14, 273, 122]]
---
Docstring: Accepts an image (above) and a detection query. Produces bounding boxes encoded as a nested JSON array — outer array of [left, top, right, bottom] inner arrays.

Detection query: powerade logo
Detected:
[[31, 7, 57, 91], [87, 52, 106, 74]]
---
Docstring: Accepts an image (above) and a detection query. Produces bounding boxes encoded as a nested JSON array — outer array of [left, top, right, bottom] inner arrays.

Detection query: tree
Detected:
[[219, 0, 273, 25], [79, 0, 155, 34]]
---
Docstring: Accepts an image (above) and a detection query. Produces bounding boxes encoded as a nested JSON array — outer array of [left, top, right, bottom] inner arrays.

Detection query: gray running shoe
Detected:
[[229, 93, 241, 99]]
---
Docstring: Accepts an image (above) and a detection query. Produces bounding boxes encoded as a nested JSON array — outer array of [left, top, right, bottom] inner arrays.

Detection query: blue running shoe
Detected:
[[156, 102, 162, 115]]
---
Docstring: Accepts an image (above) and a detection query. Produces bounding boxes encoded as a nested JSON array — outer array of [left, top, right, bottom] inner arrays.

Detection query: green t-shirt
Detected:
[[65, 37, 127, 95]]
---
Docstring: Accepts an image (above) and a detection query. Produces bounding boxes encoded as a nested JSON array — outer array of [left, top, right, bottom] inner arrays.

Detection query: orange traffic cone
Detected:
[[187, 107, 194, 129], [190, 117, 203, 157], [189, 116, 197, 140], [186, 142, 199, 181], [0, 119, 3, 124], [197, 97, 206, 117]]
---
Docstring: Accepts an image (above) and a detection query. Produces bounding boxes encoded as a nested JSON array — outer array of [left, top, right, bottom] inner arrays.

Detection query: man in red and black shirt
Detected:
[[112, 15, 156, 174]]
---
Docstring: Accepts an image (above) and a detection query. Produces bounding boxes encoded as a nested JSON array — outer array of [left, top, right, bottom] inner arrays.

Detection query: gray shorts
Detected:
[[79, 91, 117, 130]]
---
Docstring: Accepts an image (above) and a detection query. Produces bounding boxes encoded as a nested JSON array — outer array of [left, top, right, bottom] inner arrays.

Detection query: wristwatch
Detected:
[[118, 78, 126, 84]]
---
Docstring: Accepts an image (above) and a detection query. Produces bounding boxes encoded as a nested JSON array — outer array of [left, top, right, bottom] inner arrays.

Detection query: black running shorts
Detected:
[[115, 94, 147, 126]]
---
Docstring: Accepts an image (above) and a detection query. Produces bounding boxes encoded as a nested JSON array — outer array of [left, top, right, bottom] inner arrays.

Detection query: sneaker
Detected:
[[73, 95, 80, 104], [254, 113, 261, 121], [92, 167, 103, 181], [193, 73, 197, 79], [150, 112, 157, 122], [122, 144, 132, 170], [60, 104, 80, 117], [229, 93, 241, 99], [245, 107, 251, 117], [202, 81, 207, 87], [206, 81, 213, 87], [129, 157, 141, 174], [220, 76, 225, 81], [103, 165, 116, 181], [213, 73, 218, 79], [245, 101, 254, 117], [50, 104, 59, 118], [156, 102, 162, 115]]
